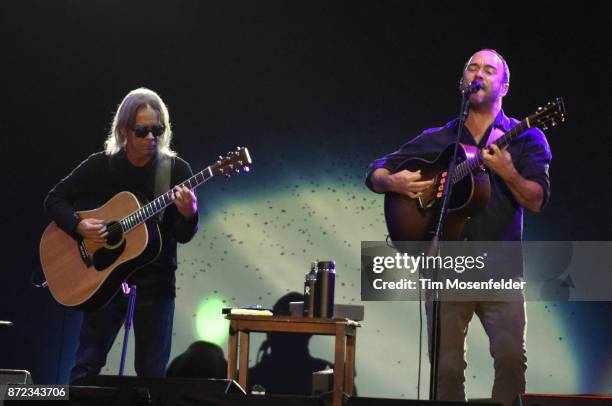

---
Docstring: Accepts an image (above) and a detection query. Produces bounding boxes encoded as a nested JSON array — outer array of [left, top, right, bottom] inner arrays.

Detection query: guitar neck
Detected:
[[452, 119, 530, 185], [119, 166, 214, 232]]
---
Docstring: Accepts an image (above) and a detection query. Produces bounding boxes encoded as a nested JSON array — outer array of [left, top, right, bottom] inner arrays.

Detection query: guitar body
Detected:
[[38, 146, 253, 310], [384, 143, 491, 242], [39, 191, 161, 311]]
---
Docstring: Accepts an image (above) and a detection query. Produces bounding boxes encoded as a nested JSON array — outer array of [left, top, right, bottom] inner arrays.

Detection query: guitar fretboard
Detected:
[[119, 166, 214, 232], [451, 120, 530, 185]]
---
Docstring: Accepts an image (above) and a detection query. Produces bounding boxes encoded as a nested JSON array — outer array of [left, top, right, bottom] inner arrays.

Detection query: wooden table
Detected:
[[226, 315, 359, 406]]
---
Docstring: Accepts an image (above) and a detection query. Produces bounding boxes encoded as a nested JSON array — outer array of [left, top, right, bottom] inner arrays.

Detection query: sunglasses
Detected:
[[132, 124, 165, 138]]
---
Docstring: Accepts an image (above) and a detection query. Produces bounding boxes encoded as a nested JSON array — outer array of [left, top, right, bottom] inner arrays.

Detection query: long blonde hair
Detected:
[[104, 87, 176, 157]]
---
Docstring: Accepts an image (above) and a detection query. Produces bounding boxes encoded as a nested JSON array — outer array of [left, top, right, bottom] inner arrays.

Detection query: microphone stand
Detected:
[[428, 88, 472, 400], [119, 283, 137, 376]]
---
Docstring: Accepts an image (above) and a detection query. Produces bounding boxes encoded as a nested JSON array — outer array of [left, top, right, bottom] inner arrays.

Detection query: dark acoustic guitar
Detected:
[[384, 98, 565, 242], [39, 147, 252, 311]]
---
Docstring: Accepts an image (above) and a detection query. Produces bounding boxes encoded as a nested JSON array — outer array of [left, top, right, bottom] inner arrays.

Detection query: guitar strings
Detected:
[[102, 172, 210, 236], [450, 121, 523, 185]]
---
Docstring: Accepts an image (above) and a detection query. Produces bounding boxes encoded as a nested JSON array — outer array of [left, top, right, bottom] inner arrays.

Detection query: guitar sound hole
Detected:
[[106, 221, 123, 246], [93, 239, 126, 271]]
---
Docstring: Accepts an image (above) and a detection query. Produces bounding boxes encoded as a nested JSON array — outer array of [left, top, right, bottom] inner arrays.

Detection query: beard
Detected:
[[469, 88, 503, 111]]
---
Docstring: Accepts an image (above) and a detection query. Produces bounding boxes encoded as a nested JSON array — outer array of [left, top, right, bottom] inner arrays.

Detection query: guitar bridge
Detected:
[[78, 241, 92, 267]]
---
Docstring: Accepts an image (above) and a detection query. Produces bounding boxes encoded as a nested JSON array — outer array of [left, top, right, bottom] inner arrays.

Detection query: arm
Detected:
[[44, 153, 107, 240], [501, 171, 544, 213], [370, 168, 433, 198], [365, 131, 443, 194], [170, 160, 199, 243], [483, 145, 544, 212], [482, 133, 551, 212], [171, 184, 199, 243]]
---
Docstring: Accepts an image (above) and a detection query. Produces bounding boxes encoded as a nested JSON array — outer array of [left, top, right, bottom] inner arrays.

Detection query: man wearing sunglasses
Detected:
[[44, 87, 199, 382]]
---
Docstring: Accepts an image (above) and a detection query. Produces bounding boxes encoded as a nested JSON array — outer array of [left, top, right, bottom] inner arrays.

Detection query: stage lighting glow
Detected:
[[169, 179, 581, 396], [195, 296, 229, 346]]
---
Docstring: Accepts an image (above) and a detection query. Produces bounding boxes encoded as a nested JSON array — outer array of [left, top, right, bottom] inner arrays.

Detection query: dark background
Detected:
[[1, 0, 611, 392]]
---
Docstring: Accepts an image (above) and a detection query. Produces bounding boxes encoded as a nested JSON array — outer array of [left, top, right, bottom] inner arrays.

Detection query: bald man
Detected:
[[366, 50, 552, 405]]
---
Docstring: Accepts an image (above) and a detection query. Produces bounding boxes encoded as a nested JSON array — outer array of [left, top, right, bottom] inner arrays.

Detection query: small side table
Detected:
[[225, 315, 359, 406]]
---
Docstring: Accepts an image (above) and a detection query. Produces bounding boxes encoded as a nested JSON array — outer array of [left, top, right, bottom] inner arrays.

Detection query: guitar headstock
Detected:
[[210, 147, 252, 178], [528, 97, 566, 131]]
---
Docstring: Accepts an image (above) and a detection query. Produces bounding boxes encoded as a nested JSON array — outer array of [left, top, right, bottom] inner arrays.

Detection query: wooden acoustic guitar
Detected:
[[384, 98, 565, 242], [39, 147, 252, 311]]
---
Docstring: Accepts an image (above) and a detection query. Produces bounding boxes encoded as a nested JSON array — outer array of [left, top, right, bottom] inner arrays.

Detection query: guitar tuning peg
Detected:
[[243, 166, 250, 173], [218, 155, 223, 160], [235, 168, 240, 174], [236, 146, 241, 150]]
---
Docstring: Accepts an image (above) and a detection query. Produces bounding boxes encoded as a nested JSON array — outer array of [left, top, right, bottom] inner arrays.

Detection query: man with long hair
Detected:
[[45, 88, 199, 381]]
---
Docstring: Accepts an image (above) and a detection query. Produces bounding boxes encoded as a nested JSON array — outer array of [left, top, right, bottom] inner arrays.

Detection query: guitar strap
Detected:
[[152, 153, 171, 224]]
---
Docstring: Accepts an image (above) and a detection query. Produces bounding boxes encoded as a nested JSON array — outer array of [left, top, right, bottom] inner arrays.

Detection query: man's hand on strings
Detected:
[[388, 169, 434, 198], [482, 144, 516, 179], [77, 218, 108, 243], [172, 185, 197, 219]]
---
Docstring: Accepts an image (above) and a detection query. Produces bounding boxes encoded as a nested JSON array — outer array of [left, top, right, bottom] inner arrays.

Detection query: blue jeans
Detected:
[[69, 292, 175, 383]]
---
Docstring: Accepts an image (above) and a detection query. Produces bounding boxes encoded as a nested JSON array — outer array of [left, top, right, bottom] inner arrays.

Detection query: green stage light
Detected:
[[195, 296, 229, 346]]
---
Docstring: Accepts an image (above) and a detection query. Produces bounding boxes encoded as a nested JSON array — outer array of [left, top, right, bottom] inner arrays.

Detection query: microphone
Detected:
[[462, 79, 484, 95]]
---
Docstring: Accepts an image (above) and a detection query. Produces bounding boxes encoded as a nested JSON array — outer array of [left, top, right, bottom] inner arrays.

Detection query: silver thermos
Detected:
[[303, 261, 317, 317]]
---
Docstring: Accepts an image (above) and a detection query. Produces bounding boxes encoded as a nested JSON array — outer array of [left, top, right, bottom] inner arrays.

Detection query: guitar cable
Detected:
[[417, 276, 423, 399]]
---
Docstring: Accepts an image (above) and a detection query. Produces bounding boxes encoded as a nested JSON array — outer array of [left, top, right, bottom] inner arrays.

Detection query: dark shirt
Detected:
[[365, 110, 552, 276], [44, 150, 199, 300]]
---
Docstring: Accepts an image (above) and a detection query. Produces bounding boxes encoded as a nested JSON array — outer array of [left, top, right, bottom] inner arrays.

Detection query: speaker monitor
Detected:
[[514, 394, 612, 406], [0, 369, 33, 385], [187, 394, 324, 406], [73, 375, 245, 405], [347, 398, 499, 405], [71, 376, 324, 406]]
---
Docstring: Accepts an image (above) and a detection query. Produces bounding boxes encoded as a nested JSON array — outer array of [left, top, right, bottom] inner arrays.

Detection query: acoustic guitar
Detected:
[[39, 147, 252, 311], [384, 98, 565, 242]]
